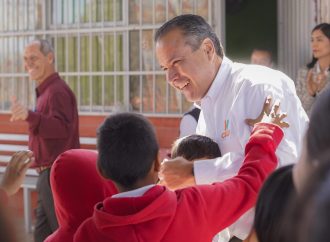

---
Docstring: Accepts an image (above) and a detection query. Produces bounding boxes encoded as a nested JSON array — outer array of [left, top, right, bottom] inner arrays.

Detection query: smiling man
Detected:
[[10, 39, 80, 242], [155, 14, 308, 242]]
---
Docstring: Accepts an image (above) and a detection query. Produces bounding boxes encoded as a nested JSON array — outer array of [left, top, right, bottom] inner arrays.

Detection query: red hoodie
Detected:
[[45, 149, 118, 242], [74, 123, 283, 242]]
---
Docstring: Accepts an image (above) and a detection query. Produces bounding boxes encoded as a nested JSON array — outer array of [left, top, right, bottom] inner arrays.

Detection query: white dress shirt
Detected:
[[194, 57, 309, 240]]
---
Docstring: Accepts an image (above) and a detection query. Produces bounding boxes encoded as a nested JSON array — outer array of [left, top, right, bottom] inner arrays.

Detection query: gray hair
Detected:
[[30, 39, 55, 63], [34, 39, 54, 55], [155, 14, 224, 58]]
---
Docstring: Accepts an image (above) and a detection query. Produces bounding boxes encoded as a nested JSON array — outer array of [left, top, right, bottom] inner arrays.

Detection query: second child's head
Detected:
[[246, 165, 295, 242], [171, 134, 221, 161], [97, 113, 160, 191]]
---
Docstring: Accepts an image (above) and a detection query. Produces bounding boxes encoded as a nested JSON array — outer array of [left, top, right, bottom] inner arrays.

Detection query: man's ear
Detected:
[[201, 38, 215, 61], [47, 52, 54, 64], [154, 153, 161, 172]]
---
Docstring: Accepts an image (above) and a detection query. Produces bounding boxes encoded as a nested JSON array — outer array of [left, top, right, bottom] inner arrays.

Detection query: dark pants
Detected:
[[34, 168, 58, 242]]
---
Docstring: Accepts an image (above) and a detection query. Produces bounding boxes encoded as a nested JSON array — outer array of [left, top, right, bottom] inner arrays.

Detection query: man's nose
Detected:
[[167, 68, 179, 83], [24, 59, 33, 67]]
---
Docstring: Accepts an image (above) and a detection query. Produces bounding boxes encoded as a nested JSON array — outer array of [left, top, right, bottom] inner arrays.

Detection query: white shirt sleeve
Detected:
[[194, 152, 243, 184]]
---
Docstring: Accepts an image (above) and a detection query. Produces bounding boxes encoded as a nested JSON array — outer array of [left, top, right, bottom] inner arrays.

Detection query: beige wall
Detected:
[[317, 0, 330, 23]]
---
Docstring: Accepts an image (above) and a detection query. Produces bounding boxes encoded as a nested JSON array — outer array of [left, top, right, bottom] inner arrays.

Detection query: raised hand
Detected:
[[0, 151, 34, 196], [158, 157, 195, 190], [10, 96, 29, 122], [245, 96, 289, 128]]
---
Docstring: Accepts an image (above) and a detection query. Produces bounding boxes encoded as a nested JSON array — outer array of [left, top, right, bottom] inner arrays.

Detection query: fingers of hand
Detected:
[[264, 96, 272, 115], [278, 113, 287, 120], [273, 99, 280, 115], [270, 99, 281, 118], [158, 158, 169, 180], [9, 151, 33, 174], [20, 157, 33, 173], [281, 121, 290, 128], [10, 108, 27, 122], [245, 118, 254, 127]]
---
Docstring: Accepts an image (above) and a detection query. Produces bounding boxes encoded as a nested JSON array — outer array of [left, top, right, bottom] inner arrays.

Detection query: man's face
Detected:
[[23, 42, 53, 84], [156, 29, 215, 102]]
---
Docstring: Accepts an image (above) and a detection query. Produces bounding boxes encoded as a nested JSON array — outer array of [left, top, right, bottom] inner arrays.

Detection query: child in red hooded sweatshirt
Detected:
[[74, 109, 286, 242], [45, 149, 118, 242]]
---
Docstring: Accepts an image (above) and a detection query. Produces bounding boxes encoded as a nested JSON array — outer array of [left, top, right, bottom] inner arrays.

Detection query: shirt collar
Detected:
[[201, 56, 233, 102], [36, 72, 59, 96], [111, 184, 156, 198]]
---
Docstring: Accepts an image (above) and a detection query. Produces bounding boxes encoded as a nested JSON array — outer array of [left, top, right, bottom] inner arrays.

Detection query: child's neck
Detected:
[[116, 176, 157, 193]]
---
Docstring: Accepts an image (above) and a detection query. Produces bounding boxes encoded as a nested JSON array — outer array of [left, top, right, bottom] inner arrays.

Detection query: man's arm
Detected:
[[26, 92, 75, 139], [11, 91, 76, 139]]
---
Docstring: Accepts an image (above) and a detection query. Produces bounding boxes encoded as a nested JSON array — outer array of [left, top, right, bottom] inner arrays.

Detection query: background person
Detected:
[[10, 39, 80, 242], [250, 48, 273, 68], [296, 23, 330, 116]]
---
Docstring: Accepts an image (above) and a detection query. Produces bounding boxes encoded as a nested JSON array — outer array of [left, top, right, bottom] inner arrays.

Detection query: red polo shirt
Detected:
[[26, 73, 80, 167]]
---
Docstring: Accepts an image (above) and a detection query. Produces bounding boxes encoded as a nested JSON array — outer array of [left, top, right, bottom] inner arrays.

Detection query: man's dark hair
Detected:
[[171, 134, 221, 161], [97, 113, 159, 189], [30, 39, 55, 63], [155, 14, 224, 58]]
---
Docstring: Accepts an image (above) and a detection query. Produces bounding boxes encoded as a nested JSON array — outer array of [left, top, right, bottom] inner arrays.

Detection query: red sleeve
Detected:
[[177, 123, 283, 236]]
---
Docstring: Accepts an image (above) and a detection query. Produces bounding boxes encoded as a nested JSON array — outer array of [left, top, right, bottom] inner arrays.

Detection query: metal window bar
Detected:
[[0, 0, 213, 116]]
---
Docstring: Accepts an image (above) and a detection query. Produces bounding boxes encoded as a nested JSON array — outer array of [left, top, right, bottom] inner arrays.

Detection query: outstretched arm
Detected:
[[159, 97, 289, 189]]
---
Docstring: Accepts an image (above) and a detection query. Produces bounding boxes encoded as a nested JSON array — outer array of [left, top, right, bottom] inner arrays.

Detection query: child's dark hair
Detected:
[[284, 151, 330, 242], [171, 134, 221, 161], [254, 164, 295, 242], [97, 113, 159, 189]]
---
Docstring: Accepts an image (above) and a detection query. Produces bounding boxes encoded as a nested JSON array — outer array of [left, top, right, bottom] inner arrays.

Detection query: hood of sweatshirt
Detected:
[[47, 149, 118, 242], [92, 185, 177, 241]]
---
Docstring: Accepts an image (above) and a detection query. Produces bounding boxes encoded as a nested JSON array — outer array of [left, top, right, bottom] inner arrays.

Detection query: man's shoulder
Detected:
[[47, 76, 75, 95], [232, 64, 294, 92]]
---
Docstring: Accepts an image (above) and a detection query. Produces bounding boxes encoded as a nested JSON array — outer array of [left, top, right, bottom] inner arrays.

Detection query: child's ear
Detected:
[[154, 153, 161, 172]]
